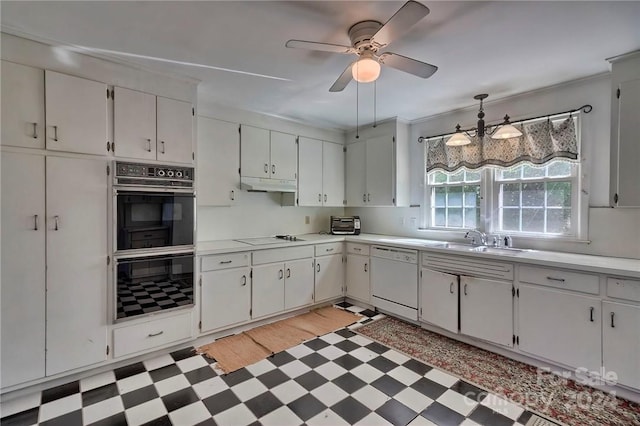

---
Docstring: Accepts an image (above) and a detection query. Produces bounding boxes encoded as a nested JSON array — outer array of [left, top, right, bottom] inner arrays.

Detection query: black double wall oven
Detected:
[[113, 162, 195, 321]]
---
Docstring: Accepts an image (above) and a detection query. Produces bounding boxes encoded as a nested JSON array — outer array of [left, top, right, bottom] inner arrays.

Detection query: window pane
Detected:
[[501, 166, 522, 180], [434, 208, 446, 227], [547, 181, 572, 207], [464, 208, 477, 228], [502, 183, 521, 207], [449, 170, 464, 183], [464, 185, 479, 207], [502, 208, 520, 231], [522, 208, 545, 233], [465, 171, 481, 182], [430, 171, 447, 184], [547, 208, 571, 233], [522, 182, 545, 207], [522, 164, 545, 179], [448, 186, 463, 207], [433, 187, 446, 207], [547, 161, 572, 177], [448, 208, 463, 227]]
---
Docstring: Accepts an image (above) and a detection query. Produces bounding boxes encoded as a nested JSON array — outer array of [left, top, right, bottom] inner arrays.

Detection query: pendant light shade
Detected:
[[491, 115, 523, 139], [446, 124, 471, 146], [352, 53, 381, 83]]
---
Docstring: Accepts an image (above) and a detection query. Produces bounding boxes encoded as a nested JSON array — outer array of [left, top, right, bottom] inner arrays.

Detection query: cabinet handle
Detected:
[[363, 194, 366, 202], [34, 214, 39, 231], [241, 275, 247, 286], [52, 125, 58, 142], [54, 215, 59, 231], [610, 312, 615, 328], [219, 260, 232, 264], [160, 140, 166, 154], [279, 269, 284, 279], [450, 282, 454, 294], [317, 263, 320, 273], [589, 306, 595, 322], [272, 165, 276, 174], [319, 194, 322, 202], [148, 331, 164, 337], [326, 248, 334, 252], [463, 283, 468, 296], [364, 263, 368, 272], [264, 163, 268, 173], [367, 193, 371, 202], [324, 194, 327, 202], [286, 268, 291, 278], [146, 138, 152, 152], [32, 123, 38, 139], [354, 247, 361, 252], [546, 276, 565, 282]]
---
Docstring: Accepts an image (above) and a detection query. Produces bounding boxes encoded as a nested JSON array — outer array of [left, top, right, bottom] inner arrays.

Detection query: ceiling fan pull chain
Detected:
[[373, 80, 377, 128], [356, 75, 360, 139]]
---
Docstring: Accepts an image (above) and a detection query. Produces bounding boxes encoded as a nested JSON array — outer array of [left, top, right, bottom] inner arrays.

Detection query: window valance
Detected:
[[426, 116, 579, 173]]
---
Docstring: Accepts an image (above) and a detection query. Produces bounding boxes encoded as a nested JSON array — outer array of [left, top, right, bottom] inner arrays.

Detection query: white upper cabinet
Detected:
[[298, 137, 345, 207], [240, 125, 270, 178], [1, 61, 45, 149], [157, 96, 194, 164], [270, 131, 297, 181], [45, 70, 107, 156], [113, 87, 157, 161], [197, 117, 239, 206], [345, 119, 410, 207], [609, 51, 640, 207]]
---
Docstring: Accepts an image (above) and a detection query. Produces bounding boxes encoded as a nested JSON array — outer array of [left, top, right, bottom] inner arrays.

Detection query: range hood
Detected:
[[240, 176, 297, 193]]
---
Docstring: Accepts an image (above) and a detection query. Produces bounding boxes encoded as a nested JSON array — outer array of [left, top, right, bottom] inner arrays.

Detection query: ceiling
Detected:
[[2, 1, 640, 130]]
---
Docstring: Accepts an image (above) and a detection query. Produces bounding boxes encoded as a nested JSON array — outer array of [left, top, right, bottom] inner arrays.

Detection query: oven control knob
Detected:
[[157, 169, 166, 177], [176, 171, 183, 178], [167, 170, 174, 177]]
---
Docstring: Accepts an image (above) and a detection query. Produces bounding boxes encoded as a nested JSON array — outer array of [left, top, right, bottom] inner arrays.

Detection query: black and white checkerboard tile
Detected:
[[117, 279, 194, 319], [1, 304, 541, 426]]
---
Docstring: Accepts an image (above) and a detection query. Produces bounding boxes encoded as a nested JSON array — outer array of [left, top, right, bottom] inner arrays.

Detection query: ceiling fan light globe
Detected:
[[446, 132, 471, 146], [491, 124, 522, 139], [352, 57, 381, 83]]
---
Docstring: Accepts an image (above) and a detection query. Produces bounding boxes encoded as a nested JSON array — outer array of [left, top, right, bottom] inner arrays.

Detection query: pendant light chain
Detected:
[[356, 72, 360, 139], [373, 80, 377, 128]]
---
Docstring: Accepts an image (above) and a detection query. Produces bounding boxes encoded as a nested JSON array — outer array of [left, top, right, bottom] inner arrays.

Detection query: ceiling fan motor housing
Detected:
[[348, 20, 383, 51]]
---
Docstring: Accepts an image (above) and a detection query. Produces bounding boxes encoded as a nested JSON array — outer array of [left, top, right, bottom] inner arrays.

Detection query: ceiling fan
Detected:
[[285, 0, 438, 92]]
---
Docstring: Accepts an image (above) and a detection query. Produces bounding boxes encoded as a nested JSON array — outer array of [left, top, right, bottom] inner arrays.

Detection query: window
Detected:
[[428, 170, 481, 229]]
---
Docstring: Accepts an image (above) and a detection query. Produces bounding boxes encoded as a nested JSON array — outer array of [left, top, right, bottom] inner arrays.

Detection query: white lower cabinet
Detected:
[[284, 259, 315, 310], [519, 284, 601, 372], [252, 263, 285, 319], [460, 276, 513, 347], [420, 268, 458, 334], [602, 301, 640, 389], [113, 311, 192, 358], [315, 254, 344, 302], [201, 267, 251, 332], [346, 254, 370, 303]]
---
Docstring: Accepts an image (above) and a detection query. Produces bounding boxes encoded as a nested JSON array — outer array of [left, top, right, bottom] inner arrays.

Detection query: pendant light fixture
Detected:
[[446, 94, 523, 146]]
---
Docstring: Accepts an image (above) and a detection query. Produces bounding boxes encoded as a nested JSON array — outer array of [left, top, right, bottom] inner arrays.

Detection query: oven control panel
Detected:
[[115, 162, 194, 188]]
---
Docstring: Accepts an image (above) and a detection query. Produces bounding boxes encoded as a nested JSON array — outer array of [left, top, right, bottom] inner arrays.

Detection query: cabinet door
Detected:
[[519, 284, 601, 372], [270, 131, 297, 180], [240, 125, 270, 178], [1, 61, 45, 149], [315, 255, 344, 302], [114, 87, 157, 160], [460, 276, 513, 347], [614, 78, 640, 207], [420, 268, 458, 334], [252, 263, 285, 318], [46, 156, 108, 375], [201, 267, 250, 332], [346, 254, 369, 303], [1, 152, 46, 387], [45, 70, 107, 156], [157, 96, 193, 164], [603, 301, 640, 389], [284, 259, 315, 310], [366, 134, 395, 206], [298, 137, 323, 206], [346, 141, 366, 206], [197, 117, 239, 206], [322, 141, 345, 207]]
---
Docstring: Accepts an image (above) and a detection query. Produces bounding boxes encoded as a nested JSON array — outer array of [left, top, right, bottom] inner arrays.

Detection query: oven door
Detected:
[[116, 191, 194, 251], [115, 252, 194, 321]]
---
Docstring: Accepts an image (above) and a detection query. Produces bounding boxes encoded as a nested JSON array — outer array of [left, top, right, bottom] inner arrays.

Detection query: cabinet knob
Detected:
[[264, 163, 269, 173], [364, 263, 368, 272], [318, 194, 322, 202], [146, 139, 152, 152], [363, 194, 366, 202], [279, 269, 284, 280], [160, 140, 166, 154], [272, 165, 276, 174], [324, 194, 327, 202], [316, 263, 320, 273], [241, 275, 247, 286], [286, 268, 291, 278], [230, 190, 235, 201]]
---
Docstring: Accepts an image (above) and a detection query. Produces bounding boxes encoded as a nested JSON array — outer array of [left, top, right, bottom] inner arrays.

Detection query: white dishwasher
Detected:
[[371, 246, 419, 320]]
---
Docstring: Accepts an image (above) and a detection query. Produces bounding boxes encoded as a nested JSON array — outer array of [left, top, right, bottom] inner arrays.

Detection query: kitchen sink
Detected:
[[437, 242, 534, 255]]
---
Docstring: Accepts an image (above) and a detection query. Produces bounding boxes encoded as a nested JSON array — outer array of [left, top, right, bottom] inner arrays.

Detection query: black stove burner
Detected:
[[275, 234, 298, 241]]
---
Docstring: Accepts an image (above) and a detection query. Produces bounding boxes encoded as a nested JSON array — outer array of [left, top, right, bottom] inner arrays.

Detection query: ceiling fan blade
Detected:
[[371, 1, 430, 48], [285, 39, 354, 54], [329, 63, 354, 92], [379, 52, 437, 79]]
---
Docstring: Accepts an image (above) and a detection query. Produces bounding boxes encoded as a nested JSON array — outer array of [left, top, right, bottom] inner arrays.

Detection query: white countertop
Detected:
[[197, 233, 640, 278]]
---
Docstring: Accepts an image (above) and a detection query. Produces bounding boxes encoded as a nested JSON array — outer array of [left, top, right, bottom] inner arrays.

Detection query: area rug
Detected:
[[198, 306, 359, 373], [356, 316, 640, 426]]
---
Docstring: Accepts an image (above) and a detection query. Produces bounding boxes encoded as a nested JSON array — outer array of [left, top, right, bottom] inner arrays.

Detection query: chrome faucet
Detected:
[[464, 230, 487, 246]]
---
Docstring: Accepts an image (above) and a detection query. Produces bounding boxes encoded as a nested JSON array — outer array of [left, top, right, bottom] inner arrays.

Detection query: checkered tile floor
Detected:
[[117, 279, 194, 319], [1, 304, 541, 426]]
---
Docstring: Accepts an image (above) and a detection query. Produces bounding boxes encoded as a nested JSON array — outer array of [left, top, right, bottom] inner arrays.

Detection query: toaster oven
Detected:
[[331, 216, 361, 235]]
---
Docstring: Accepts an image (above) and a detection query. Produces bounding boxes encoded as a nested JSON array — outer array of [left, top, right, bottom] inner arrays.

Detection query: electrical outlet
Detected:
[[305, 215, 310, 224]]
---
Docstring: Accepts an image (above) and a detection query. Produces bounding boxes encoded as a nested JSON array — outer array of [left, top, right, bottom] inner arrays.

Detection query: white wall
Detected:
[[348, 74, 640, 259], [196, 101, 346, 242]]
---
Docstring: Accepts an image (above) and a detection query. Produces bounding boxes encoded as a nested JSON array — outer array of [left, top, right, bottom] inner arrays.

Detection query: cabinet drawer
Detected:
[[519, 265, 599, 294], [130, 229, 169, 241], [315, 242, 343, 256], [252, 246, 314, 265], [201, 252, 249, 272], [607, 277, 640, 302], [346, 243, 369, 256], [113, 311, 192, 357]]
